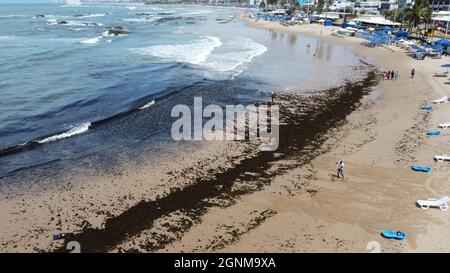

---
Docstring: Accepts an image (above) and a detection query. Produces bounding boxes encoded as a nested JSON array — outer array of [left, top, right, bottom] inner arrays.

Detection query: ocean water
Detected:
[[0, 3, 361, 178]]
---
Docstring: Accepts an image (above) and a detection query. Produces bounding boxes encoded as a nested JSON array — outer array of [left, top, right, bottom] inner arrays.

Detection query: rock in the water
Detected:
[[107, 26, 130, 36], [82, 22, 101, 27], [58, 20, 68, 25]]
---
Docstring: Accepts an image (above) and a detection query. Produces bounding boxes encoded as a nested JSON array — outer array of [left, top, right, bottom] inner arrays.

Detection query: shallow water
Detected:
[[0, 3, 361, 178]]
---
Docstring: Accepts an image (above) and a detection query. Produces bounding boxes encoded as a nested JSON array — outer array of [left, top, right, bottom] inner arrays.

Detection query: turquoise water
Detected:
[[0, 3, 360, 177]]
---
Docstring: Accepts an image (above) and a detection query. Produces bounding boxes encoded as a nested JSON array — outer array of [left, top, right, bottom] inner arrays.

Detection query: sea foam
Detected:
[[37, 122, 91, 144], [139, 100, 155, 110], [80, 36, 102, 44], [132, 35, 222, 65], [202, 37, 267, 72]]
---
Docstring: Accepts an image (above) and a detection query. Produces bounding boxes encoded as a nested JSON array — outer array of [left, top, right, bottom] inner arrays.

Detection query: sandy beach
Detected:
[[1, 12, 450, 253], [164, 17, 450, 253]]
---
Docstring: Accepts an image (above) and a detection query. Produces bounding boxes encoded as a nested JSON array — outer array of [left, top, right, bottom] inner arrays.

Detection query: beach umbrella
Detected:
[[442, 63, 450, 74], [395, 30, 409, 37], [436, 39, 450, 46]]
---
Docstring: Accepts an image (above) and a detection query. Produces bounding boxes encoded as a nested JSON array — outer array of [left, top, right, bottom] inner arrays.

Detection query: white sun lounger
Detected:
[[433, 96, 449, 104], [434, 155, 450, 162], [439, 123, 450, 129], [417, 196, 449, 211]]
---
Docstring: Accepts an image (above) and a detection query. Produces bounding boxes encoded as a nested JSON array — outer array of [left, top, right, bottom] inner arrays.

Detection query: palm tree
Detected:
[[316, 0, 325, 13], [406, 0, 432, 34]]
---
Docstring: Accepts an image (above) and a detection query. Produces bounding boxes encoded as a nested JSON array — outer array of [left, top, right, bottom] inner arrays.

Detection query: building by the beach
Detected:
[[430, 0, 450, 11]]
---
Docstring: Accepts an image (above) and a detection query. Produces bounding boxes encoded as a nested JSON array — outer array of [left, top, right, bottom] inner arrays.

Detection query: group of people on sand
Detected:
[[382, 70, 399, 80]]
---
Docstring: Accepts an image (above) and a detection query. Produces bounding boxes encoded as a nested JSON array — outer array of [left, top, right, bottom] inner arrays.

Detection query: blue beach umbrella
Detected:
[[395, 30, 408, 37], [442, 63, 450, 73], [436, 39, 450, 46], [432, 44, 443, 52]]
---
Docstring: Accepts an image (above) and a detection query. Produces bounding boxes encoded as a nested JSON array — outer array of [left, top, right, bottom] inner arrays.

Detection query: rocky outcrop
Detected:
[[107, 26, 130, 36]]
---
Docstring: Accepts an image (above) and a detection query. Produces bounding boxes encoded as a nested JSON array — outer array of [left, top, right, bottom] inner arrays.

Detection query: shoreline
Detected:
[[0, 49, 377, 253], [1, 12, 450, 252], [57, 66, 378, 253]]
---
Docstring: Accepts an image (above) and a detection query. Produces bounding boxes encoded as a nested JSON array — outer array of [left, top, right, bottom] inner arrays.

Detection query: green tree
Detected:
[[317, 0, 325, 13], [267, 0, 278, 7], [259, 1, 266, 10], [406, 0, 432, 28], [404, 0, 432, 37]]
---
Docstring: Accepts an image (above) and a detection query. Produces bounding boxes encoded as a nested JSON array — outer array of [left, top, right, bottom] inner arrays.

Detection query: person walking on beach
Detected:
[[390, 70, 395, 80], [395, 70, 399, 80], [336, 160, 345, 179], [271, 92, 275, 104], [411, 68, 415, 78]]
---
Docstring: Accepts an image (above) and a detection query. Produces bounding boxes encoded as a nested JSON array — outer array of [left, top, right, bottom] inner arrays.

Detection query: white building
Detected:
[[433, 10, 450, 23], [329, 1, 354, 11], [354, 14, 401, 25]]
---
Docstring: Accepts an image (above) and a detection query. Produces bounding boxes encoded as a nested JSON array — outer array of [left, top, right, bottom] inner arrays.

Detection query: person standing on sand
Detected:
[[271, 92, 275, 103], [411, 68, 415, 78], [336, 160, 345, 179]]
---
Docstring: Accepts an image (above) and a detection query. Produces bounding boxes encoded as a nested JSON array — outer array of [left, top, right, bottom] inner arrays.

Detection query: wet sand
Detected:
[[1, 16, 450, 253]]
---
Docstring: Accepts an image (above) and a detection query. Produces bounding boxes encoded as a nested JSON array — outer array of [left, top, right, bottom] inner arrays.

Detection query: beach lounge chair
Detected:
[[439, 123, 450, 129], [412, 165, 431, 172], [433, 96, 449, 104], [417, 196, 449, 211], [421, 105, 432, 110], [381, 230, 406, 240], [427, 130, 441, 136], [434, 155, 450, 162]]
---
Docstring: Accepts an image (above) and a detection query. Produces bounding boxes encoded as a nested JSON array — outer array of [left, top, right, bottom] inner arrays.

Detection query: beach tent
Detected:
[[324, 19, 333, 26]]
